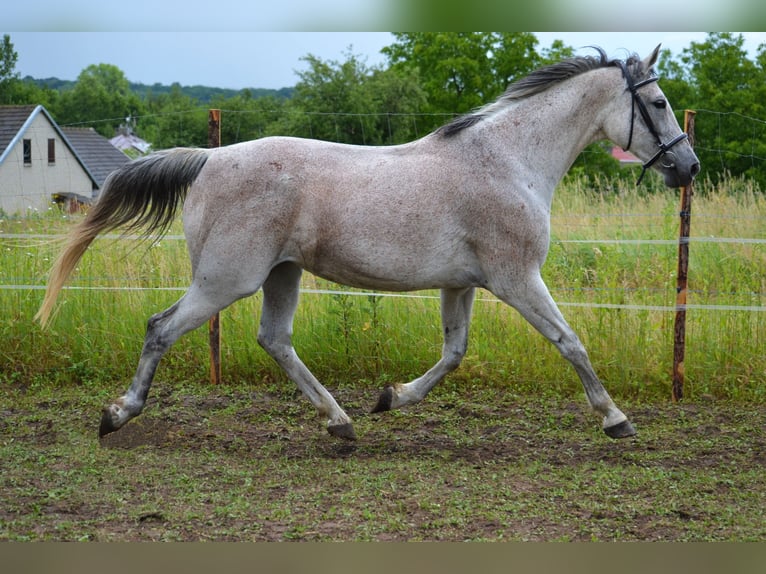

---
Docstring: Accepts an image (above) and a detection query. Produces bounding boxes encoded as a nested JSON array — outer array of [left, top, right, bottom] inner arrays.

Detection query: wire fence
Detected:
[[1, 234, 764, 312]]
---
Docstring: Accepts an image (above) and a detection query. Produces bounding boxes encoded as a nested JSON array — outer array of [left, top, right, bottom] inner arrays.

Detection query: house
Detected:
[[0, 105, 130, 214], [110, 123, 151, 157], [610, 146, 642, 166]]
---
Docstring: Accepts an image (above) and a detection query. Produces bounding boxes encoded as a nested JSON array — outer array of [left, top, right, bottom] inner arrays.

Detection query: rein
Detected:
[[614, 60, 688, 185]]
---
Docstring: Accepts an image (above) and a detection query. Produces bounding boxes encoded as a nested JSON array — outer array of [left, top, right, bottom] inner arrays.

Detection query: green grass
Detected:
[[0, 174, 764, 401]]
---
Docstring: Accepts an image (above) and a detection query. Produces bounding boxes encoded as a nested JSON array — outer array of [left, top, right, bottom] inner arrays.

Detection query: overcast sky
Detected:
[[5, 32, 766, 90]]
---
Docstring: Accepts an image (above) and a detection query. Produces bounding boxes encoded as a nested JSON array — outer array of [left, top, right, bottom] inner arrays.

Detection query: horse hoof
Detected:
[[328, 422, 357, 441], [99, 409, 119, 438], [604, 419, 636, 439], [371, 386, 394, 413]]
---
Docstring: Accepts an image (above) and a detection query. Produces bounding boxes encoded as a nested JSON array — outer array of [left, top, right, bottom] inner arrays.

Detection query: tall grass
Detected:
[[1, 174, 764, 401]]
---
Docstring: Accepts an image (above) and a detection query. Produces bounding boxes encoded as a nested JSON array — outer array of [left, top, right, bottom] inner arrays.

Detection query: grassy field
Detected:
[[1, 174, 765, 542], [1, 174, 764, 400]]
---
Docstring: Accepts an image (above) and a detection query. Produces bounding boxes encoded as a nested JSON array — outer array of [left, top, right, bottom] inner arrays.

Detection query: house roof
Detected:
[[110, 131, 151, 155], [0, 104, 38, 161], [610, 146, 641, 164], [62, 127, 130, 187], [0, 104, 100, 190]]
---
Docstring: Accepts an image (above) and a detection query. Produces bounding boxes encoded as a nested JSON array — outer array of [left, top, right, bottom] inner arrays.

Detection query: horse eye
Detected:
[[653, 99, 667, 109]]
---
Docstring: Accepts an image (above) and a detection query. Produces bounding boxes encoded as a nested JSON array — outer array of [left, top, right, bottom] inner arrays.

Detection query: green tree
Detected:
[[283, 49, 426, 145], [209, 92, 289, 145], [661, 33, 766, 189], [382, 33, 541, 132], [364, 65, 428, 143], [53, 63, 145, 137], [0, 34, 20, 104], [139, 83, 207, 149], [383, 32, 625, 184], [656, 47, 696, 123], [539, 39, 575, 65], [0, 34, 58, 107], [288, 51, 372, 143]]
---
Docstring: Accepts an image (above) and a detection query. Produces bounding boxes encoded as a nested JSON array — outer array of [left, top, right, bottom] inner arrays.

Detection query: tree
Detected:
[[364, 65, 428, 143], [0, 34, 58, 107], [288, 51, 373, 143], [656, 48, 696, 114], [209, 92, 288, 145], [659, 33, 766, 189], [53, 64, 145, 137], [539, 39, 575, 65], [283, 49, 426, 145], [382, 33, 541, 132], [687, 33, 766, 187], [0, 34, 21, 105], [139, 83, 207, 149], [383, 33, 627, 184]]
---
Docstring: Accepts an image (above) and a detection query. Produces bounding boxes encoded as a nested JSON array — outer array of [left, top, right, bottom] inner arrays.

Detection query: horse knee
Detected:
[[257, 329, 292, 361], [557, 334, 589, 365], [256, 330, 275, 353]]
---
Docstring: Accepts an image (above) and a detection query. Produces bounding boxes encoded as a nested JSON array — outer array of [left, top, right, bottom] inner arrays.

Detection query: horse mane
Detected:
[[436, 47, 651, 137]]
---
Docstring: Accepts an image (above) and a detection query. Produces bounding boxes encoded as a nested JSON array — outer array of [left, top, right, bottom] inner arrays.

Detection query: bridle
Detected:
[[613, 60, 688, 185]]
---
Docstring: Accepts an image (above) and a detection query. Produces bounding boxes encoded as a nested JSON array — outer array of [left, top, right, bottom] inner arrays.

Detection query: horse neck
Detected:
[[482, 68, 620, 200]]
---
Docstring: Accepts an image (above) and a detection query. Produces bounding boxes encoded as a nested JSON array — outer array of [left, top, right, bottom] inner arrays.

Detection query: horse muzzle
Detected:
[[658, 146, 701, 188]]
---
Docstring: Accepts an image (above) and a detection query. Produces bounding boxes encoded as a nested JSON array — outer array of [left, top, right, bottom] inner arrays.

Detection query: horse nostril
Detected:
[[690, 162, 701, 178]]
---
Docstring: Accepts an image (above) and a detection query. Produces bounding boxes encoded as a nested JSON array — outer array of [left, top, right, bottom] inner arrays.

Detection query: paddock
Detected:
[[2, 381, 764, 541]]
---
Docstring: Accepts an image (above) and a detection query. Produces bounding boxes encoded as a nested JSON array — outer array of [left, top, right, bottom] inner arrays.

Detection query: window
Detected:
[[23, 139, 31, 165], [48, 138, 55, 164]]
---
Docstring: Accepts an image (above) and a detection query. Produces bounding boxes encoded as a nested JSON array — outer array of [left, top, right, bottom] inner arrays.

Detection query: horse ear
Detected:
[[643, 44, 662, 69]]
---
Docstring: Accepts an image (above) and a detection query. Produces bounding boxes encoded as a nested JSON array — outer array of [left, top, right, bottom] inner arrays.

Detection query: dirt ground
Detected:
[[2, 382, 765, 541]]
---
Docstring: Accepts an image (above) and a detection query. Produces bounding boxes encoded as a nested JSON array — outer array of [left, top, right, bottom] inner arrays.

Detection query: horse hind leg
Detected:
[[100, 281, 247, 437], [257, 262, 356, 440], [492, 274, 635, 439], [373, 287, 475, 413]]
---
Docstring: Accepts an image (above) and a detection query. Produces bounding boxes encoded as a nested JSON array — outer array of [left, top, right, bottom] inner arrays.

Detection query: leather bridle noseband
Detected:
[[614, 60, 688, 185]]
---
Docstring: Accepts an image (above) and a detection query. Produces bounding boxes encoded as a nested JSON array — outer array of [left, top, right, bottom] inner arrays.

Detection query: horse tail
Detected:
[[35, 147, 210, 328]]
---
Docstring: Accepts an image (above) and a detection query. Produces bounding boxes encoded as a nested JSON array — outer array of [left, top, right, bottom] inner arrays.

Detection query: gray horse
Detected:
[[37, 46, 699, 441]]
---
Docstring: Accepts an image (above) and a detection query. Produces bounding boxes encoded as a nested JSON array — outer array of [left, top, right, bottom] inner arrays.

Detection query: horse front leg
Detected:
[[373, 287, 475, 412], [492, 273, 636, 439]]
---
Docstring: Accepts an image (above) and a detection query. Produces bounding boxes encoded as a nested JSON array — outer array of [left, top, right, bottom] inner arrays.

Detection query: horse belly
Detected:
[[310, 261, 481, 292], [301, 236, 483, 292]]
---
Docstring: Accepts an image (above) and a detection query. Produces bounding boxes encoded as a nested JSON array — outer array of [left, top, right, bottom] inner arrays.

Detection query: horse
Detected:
[[36, 45, 699, 442]]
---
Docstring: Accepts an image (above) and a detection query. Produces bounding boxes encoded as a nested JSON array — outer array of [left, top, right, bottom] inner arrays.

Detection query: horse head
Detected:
[[606, 45, 700, 187]]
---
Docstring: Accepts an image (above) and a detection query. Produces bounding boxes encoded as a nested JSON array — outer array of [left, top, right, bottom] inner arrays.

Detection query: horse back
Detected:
[[183, 136, 548, 291]]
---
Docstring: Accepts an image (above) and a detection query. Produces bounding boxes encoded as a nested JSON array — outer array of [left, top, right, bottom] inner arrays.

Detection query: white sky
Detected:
[[4, 32, 766, 90]]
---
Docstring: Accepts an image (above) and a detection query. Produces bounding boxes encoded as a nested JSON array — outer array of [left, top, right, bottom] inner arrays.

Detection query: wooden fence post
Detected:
[[672, 110, 696, 402], [208, 109, 222, 385]]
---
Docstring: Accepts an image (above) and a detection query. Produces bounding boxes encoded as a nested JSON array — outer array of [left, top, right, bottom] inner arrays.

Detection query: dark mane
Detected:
[[436, 47, 651, 137]]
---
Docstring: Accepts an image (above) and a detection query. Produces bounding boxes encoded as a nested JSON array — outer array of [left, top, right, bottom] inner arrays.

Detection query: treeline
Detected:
[[2, 33, 765, 189], [22, 76, 294, 103]]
